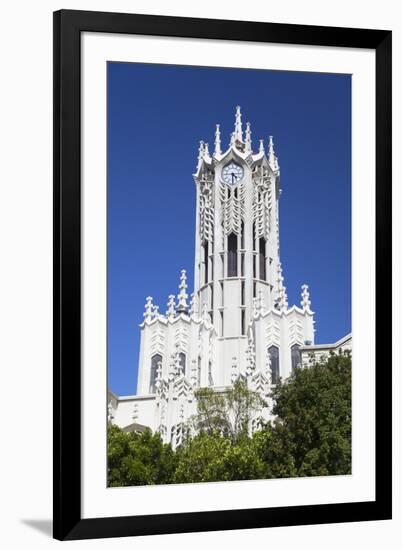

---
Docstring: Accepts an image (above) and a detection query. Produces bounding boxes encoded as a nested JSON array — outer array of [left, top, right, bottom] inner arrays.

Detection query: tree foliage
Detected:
[[190, 379, 267, 443], [256, 352, 352, 477], [173, 432, 265, 483], [107, 425, 176, 486], [108, 353, 351, 486]]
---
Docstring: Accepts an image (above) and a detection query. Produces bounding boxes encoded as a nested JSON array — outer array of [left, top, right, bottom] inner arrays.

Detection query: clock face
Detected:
[[222, 162, 244, 185]]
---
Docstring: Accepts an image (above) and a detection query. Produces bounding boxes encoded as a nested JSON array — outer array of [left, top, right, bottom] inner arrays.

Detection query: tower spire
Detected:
[[245, 122, 252, 153], [234, 105, 243, 142], [214, 124, 222, 156], [176, 269, 189, 313]]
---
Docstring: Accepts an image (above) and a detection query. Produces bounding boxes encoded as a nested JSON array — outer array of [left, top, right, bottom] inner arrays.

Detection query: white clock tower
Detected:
[[109, 107, 319, 446]]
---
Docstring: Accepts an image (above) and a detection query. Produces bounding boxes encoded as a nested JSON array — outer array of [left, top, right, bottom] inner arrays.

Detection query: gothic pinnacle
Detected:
[[214, 124, 222, 156], [259, 139, 265, 154], [268, 135, 279, 171], [166, 294, 176, 320], [234, 105, 243, 142], [143, 296, 154, 322], [176, 269, 189, 313], [197, 140, 205, 169], [301, 284, 311, 311]]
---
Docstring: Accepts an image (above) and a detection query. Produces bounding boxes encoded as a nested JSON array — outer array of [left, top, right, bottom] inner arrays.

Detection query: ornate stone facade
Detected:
[[109, 107, 350, 447]]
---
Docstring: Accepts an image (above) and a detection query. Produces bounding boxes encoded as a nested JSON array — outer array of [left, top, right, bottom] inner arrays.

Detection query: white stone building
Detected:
[[109, 107, 351, 446]]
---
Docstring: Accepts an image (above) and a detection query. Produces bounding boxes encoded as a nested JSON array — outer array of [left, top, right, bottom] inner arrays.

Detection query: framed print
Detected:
[[53, 9, 392, 541]]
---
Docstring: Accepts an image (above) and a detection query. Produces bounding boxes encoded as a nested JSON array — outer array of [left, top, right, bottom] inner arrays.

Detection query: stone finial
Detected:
[[166, 294, 176, 320], [234, 105, 243, 142], [268, 135, 279, 172], [301, 283, 311, 311], [259, 139, 265, 154], [245, 122, 252, 153], [176, 269, 188, 313], [143, 296, 154, 322], [214, 124, 222, 156], [204, 142, 210, 158], [230, 131, 235, 147], [197, 140, 205, 169]]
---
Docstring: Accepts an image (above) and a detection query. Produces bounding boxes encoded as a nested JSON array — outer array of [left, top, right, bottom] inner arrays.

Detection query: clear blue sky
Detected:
[[107, 62, 351, 396]]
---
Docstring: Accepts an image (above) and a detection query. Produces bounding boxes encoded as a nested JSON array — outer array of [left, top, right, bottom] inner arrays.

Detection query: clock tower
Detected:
[[194, 106, 283, 386]]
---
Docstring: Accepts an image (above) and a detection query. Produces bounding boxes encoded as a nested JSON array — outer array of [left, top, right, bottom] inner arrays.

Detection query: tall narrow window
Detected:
[[291, 344, 301, 371], [149, 354, 162, 393], [203, 242, 208, 284], [241, 309, 246, 336], [253, 254, 256, 278], [268, 346, 280, 384], [253, 222, 257, 251], [220, 310, 224, 336], [241, 220, 245, 249], [241, 280, 245, 305], [179, 352, 186, 376], [240, 253, 245, 276], [227, 233, 238, 277], [259, 237, 266, 281]]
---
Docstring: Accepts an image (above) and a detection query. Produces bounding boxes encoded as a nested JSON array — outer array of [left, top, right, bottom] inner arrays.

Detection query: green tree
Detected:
[[107, 425, 176, 486], [191, 378, 266, 443], [256, 352, 351, 478], [173, 432, 265, 483]]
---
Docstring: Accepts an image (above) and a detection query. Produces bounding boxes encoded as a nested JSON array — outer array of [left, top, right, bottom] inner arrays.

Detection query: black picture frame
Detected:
[[53, 9, 392, 541]]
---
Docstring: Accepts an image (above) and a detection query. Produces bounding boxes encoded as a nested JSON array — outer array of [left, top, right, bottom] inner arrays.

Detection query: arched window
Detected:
[[259, 237, 266, 281], [291, 344, 301, 371], [149, 353, 162, 393], [268, 346, 280, 384], [178, 352, 186, 376], [227, 233, 238, 277]]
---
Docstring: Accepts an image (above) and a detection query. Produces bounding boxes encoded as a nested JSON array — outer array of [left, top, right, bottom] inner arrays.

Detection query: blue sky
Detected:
[[108, 62, 351, 396]]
